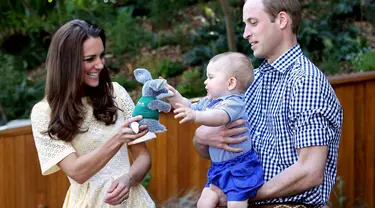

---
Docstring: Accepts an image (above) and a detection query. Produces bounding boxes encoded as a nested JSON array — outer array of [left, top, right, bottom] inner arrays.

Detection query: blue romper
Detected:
[[191, 94, 264, 201]]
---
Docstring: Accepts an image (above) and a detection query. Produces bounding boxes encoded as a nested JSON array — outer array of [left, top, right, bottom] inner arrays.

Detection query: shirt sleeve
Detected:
[[191, 97, 207, 111], [112, 82, 135, 120], [30, 101, 76, 175], [290, 75, 343, 148], [215, 97, 246, 123]]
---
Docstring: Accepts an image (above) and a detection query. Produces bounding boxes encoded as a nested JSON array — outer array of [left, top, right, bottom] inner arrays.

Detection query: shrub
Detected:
[[319, 57, 341, 76], [349, 50, 375, 72], [112, 73, 139, 92], [176, 69, 206, 98], [155, 59, 185, 78], [0, 53, 45, 122], [105, 6, 152, 68]]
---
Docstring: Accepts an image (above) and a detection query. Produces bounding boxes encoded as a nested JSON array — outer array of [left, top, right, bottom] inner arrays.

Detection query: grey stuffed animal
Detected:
[[130, 68, 173, 134]]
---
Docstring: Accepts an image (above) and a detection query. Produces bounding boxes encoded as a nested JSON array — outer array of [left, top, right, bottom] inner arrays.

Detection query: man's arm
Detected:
[[193, 135, 210, 159], [252, 145, 328, 200], [192, 120, 249, 158]]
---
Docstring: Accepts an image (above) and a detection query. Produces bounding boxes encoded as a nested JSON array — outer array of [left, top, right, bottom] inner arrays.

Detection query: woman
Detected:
[[31, 19, 155, 207]]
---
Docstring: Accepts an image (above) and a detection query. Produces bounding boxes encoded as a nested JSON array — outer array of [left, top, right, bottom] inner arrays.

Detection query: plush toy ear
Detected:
[[149, 79, 166, 92], [134, 68, 152, 84]]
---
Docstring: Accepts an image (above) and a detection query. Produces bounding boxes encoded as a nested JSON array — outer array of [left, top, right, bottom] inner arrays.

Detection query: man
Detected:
[[192, 0, 343, 207]]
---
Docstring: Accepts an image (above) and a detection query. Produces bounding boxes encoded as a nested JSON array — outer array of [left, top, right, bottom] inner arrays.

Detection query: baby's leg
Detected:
[[197, 187, 219, 208], [227, 200, 248, 208]]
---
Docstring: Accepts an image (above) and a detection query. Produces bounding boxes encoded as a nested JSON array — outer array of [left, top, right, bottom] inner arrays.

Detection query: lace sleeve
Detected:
[[30, 100, 76, 175], [112, 82, 135, 119]]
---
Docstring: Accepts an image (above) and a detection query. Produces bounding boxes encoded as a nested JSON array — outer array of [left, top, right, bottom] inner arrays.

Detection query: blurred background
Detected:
[[0, 0, 374, 125], [1, 0, 375, 207]]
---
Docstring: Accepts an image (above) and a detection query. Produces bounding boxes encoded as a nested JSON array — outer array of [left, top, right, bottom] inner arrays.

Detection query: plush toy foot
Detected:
[[154, 129, 167, 133], [130, 122, 139, 134], [128, 132, 157, 145]]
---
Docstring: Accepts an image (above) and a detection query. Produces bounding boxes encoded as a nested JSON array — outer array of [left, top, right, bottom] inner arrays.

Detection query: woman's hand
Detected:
[[104, 174, 132, 205], [116, 116, 148, 144], [195, 119, 248, 152]]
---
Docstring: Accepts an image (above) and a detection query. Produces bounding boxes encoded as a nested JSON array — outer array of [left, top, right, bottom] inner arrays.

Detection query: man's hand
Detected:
[[173, 103, 196, 124], [193, 119, 248, 157], [210, 184, 228, 207]]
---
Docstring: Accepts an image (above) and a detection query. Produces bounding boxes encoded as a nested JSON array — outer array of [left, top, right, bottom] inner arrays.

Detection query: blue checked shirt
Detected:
[[245, 44, 343, 206]]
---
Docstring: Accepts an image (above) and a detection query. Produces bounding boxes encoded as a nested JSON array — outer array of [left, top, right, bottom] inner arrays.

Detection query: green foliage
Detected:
[[182, 44, 217, 68], [176, 69, 206, 98], [329, 176, 346, 208], [0, 0, 119, 70], [155, 59, 185, 78], [112, 73, 139, 91], [298, 0, 368, 63], [349, 50, 375, 72], [105, 7, 152, 63], [181, 1, 263, 74], [1, 0, 375, 121], [141, 172, 151, 188], [147, 0, 191, 28], [362, 0, 375, 24], [319, 57, 341, 76], [151, 25, 191, 49], [0, 53, 45, 122], [134, 55, 166, 76]]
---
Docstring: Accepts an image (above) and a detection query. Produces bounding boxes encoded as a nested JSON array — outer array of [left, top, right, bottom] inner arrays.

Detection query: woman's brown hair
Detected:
[[45, 19, 118, 142]]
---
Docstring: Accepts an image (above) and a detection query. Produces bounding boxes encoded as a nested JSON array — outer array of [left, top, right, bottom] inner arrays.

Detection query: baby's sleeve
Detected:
[[30, 101, 76, 175], [112, 82, 135, 120], [215, 97, 245, 123], [191, 97, 208, 111]]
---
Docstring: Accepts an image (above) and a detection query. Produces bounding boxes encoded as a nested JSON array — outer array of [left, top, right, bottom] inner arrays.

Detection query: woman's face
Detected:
[[82, 37, 105, 87]]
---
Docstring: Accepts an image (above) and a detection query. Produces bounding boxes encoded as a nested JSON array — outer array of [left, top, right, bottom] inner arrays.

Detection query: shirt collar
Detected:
[[258, 44, 303, 74]]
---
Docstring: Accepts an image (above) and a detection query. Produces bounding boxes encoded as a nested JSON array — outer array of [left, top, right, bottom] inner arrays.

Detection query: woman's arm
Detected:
[[57, 116, 148, 184], [104, 142, 151, 205], [127, 142, 152, 186]]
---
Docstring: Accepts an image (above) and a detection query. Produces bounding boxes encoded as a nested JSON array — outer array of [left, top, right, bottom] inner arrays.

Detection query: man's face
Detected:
[[242, 0, 281, 61]]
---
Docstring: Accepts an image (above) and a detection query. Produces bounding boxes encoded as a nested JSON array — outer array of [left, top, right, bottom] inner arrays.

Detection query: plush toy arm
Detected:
[[148, 100, 171, 113]]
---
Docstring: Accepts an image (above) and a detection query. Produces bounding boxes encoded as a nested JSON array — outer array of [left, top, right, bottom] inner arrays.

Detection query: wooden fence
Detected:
[[1, 71, 375, 208]]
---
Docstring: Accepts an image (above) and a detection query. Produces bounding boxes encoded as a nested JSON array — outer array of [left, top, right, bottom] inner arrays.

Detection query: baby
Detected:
[[167, 52, 264, 208]]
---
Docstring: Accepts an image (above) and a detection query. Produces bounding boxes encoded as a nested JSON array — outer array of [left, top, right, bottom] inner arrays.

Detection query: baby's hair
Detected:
[[209, 52, 254, 93]]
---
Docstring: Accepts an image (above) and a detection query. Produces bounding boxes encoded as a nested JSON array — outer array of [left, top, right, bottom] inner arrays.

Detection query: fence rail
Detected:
[[1, 71, 375, 208]]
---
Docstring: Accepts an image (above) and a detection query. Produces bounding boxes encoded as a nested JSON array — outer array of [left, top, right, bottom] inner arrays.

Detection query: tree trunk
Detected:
[[219, 0, 237, 52]]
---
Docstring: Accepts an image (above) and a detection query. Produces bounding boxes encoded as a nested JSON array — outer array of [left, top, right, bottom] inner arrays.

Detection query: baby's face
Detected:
[[204, 62, 231, 100]]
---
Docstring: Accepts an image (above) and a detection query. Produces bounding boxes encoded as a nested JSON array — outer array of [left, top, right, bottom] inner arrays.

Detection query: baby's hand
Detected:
[[159, 76, 182, 101], [173, 103, 196, 124]]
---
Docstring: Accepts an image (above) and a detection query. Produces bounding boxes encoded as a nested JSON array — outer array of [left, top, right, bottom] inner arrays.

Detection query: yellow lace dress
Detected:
[[31, 82, 156, 208]]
